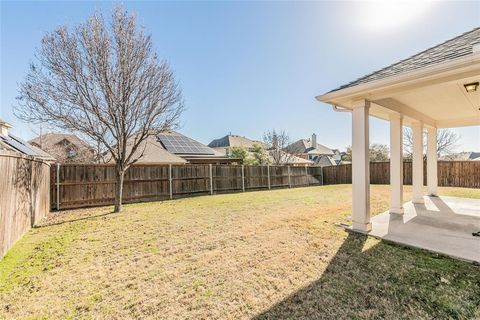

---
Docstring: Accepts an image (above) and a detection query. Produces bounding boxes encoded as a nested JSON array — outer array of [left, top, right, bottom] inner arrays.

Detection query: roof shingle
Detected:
[[208, 135, 265, 149], [330, 27, 480, 93]]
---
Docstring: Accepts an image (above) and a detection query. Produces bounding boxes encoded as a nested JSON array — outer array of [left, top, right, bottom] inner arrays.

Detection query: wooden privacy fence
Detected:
[[50, 161, 479, 210], [0, 152, 50, 258], [51, 164, 324, 209], [323, 161, 480, 188]]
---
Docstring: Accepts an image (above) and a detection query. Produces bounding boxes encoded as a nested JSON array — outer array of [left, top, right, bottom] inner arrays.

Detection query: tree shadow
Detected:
[[254, 232, 480, 320], [34, 211, 116, 229]]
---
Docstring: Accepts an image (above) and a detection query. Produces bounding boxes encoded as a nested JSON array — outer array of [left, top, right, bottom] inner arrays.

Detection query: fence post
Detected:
[[267, 165, 271, 190], [241, 165, 245, 192], [287, 166, 291, 188], [320, 166, 324, 185], [209, 164, 213, 195], [305, 165, 308, 186], [169, 164, 173, 200], [56, 163, 60, 210]]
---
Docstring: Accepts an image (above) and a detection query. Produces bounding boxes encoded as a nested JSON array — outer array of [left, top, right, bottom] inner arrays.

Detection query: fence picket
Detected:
[[49, 161, 478, 210], [1, 152, 50, 258]]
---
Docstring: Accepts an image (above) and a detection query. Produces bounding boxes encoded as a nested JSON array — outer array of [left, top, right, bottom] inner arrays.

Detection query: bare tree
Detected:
[[343, 144, 389, 162], [263, 129, 294, 165], [403, 128, 460, 158], [15, 6, 184, 212]]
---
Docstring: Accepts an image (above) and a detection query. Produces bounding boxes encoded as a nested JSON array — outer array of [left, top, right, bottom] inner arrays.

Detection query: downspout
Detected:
[[331, 105, 351, 113]]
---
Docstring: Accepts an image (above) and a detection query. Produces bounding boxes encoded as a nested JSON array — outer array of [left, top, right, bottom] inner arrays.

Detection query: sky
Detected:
[[1, 1, 479, 152]]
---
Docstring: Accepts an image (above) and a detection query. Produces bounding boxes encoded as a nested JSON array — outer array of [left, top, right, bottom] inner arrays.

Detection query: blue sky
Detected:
[[1, 1, 479, 151]]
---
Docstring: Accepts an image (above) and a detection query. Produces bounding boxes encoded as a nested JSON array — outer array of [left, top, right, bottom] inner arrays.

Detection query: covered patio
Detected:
[[318, 28, 480, 261]]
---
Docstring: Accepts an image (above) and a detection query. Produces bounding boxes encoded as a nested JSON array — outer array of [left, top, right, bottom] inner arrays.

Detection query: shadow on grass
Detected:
[[255, 232, 480, 320], [33, 211, 116, 229]]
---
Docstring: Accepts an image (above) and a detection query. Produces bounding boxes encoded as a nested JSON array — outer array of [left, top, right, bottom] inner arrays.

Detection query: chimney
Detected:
[[0, 120, 12, 136], [311, 133, 317, 149]]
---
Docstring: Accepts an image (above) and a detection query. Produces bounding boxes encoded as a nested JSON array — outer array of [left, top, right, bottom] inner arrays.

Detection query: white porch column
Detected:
[[389, 114, 404, 214], [351, 100, 371, 232], [412, 122, 424, 204], [427, 127, 438, 196]]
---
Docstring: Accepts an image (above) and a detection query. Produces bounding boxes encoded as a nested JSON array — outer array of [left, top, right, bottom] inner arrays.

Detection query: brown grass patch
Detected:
[[1, 185, 479, 319]]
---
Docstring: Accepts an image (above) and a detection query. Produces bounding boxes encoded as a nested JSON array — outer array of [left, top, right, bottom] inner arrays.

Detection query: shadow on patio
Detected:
[[371, 196, 480, 262], [254, 232, 480, 319]]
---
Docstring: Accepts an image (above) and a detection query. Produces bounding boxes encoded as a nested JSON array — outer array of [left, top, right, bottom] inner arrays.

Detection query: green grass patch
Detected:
[[0, 223, 79, 293]]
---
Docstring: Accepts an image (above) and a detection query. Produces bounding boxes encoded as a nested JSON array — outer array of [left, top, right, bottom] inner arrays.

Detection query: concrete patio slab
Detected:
[[369, 196, 480, 262]]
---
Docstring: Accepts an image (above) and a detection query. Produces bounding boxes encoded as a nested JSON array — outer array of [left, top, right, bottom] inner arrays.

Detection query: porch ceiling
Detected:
[[371, 73, 479, 128]]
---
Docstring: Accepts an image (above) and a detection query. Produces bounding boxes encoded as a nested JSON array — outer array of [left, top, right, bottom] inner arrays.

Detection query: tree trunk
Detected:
[[114, 168, 125, 213]]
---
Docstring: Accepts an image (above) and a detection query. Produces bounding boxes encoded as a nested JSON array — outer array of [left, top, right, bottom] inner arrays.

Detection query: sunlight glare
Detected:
[[358, 1, 433, 32]]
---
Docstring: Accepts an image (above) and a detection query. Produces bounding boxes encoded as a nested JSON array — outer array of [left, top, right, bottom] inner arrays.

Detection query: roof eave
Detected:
[[316, 53, 480, 108]]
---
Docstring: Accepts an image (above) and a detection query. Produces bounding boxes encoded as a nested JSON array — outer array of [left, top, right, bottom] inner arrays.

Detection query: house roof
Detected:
[[286, 139, 334, 155], [208, 134, 265, 149], [329, 27, 480, 93], [126, 135, 187, 164], [468, 152, 480, 160], [276, 151, 313, 165], [158, 131, 220, 156], [0, 133, 54, 160], [314, 154, 337, 167], [157, 131, 231, 163], [29, 133, 94, 151]]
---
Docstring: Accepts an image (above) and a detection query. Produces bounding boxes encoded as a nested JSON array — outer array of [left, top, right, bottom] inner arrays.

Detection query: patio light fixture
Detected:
[[463, 82, 479, 93]]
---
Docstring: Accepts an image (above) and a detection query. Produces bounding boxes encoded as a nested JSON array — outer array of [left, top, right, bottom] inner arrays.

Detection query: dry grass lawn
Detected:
[[1, 185, 479, 319]]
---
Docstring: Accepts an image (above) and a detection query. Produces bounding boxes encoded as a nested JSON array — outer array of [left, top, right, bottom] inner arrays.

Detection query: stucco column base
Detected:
[[389, 206, 405, 214], [352, 221, 372, 233]]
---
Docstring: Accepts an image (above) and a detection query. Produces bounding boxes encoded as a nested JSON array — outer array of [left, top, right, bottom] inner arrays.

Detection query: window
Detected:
[[67, 148, 77, 158]]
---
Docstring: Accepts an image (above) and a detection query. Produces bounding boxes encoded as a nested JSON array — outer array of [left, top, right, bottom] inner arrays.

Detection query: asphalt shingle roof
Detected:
[[1, 134, 54, 160], [208, 135, 265, 149], [286, 139, 334, 155], [330, 27, 480, 93], [125, 135, 187, 164]]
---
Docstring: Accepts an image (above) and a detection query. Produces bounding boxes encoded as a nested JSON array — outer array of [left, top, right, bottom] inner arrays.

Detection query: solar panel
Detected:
[[1, 135, 38, 156], [158, 133, 214, 155], [0, 134, 52, 158]]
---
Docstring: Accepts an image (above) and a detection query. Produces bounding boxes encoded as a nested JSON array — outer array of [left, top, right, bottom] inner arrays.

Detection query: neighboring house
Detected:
[[440, 151, 480, 161], [286, 133, 337, 166], [111, 131, 237, 165], [156, 131, 238, 164], [208, 134, 265, 156], [29, 133, 96, 163], [472, 153, 480, 161], [272, 150, 313, 166], [0, 119, 54, 160], [331, 149, 343, 165], [314, 154, 337, 166], [122, 135, 188, 165], [208, 133, 312, 165]]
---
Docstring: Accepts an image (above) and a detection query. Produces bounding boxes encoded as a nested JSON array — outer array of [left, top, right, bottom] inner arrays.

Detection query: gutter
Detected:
[[316, 53, 480, 104], [331, 105, 351, 113]]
